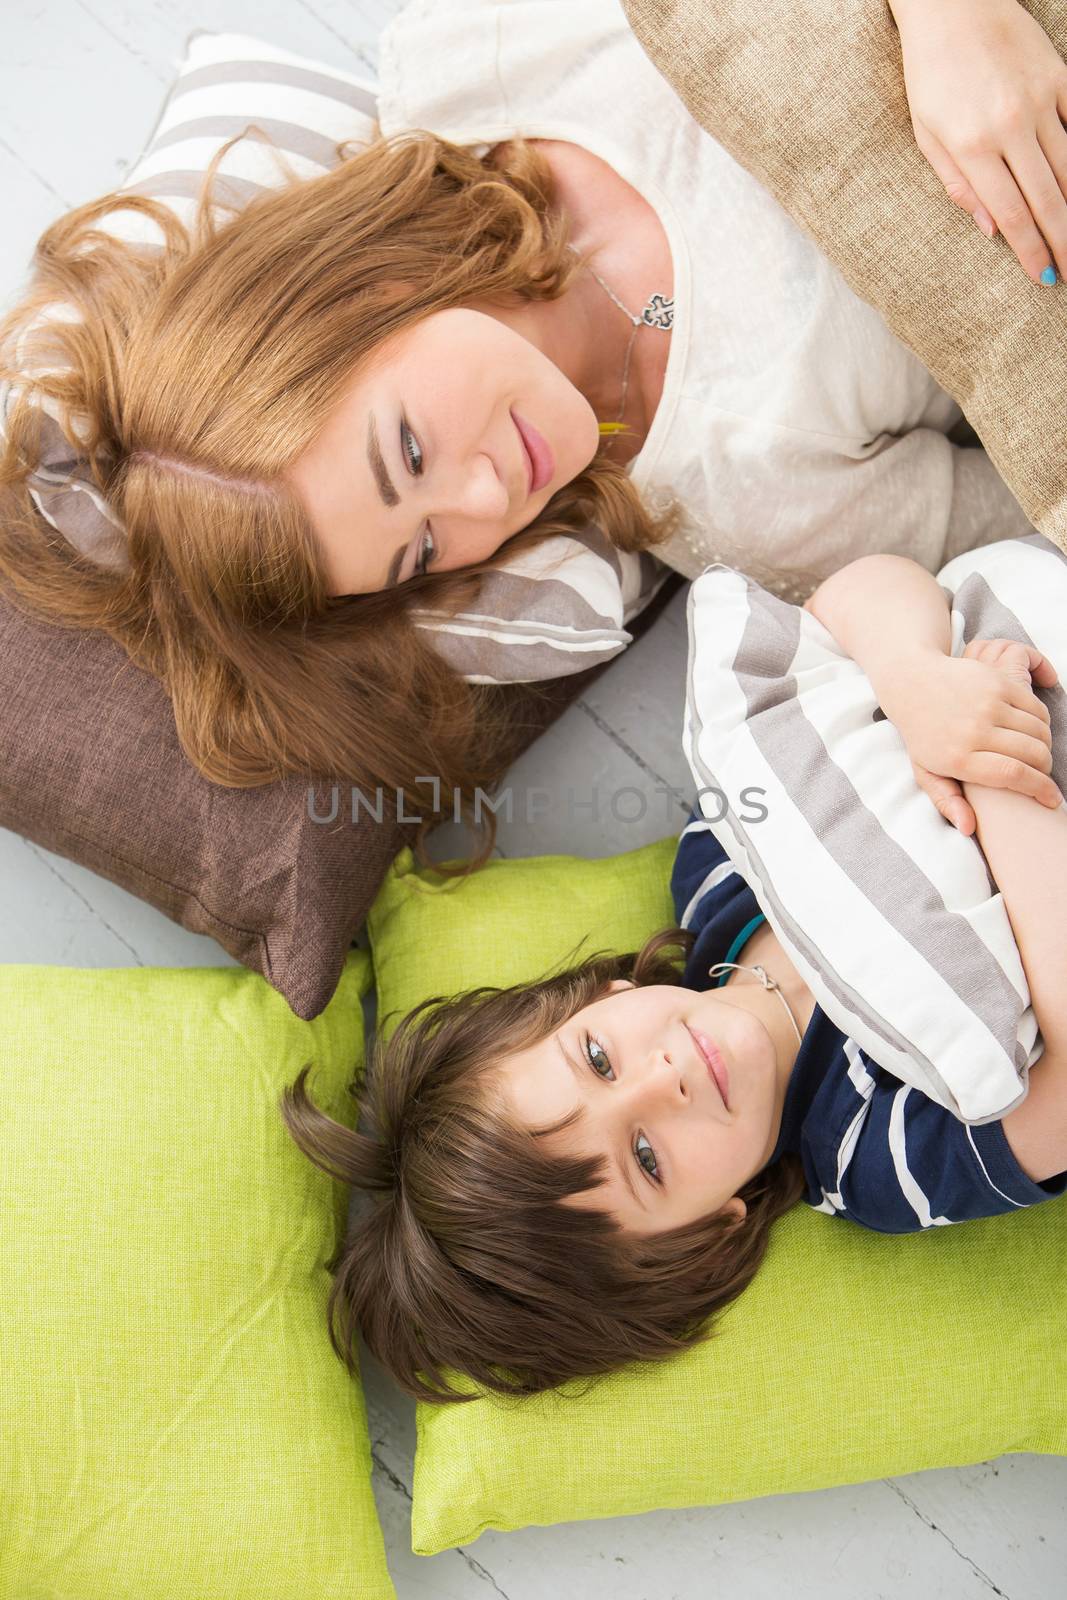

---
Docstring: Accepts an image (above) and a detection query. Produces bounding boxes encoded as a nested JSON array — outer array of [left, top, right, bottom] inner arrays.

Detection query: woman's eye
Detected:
[[635, 1132, 660, 1183], [399, 418, 435, 580], [401, 420, 423, 476], [583, 1034, 614, 1079], [415, 526, 437, 577]]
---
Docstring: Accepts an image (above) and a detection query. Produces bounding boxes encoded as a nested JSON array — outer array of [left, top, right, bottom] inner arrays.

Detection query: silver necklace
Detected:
[[574, 248, 675, 426], [706, 961, 806, 1048]]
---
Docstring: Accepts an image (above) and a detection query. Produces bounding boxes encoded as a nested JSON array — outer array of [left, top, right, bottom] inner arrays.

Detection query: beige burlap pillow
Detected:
[[620, 0, 1067, 551]]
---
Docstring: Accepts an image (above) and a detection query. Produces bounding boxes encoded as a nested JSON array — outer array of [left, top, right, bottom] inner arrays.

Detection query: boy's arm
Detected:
[[808, 570, 1067, 1177], [804, 552, 951, 666], [804, 555, 1061, 827], [961, 774, 1067, 1183]]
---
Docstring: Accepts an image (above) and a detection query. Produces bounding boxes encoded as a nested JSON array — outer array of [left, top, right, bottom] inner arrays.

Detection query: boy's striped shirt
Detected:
[[672, 812, 1067, 1232]]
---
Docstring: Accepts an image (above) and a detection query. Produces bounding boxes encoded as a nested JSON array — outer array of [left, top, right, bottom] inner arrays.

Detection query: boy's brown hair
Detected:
[[281, 928, 805, 1404]]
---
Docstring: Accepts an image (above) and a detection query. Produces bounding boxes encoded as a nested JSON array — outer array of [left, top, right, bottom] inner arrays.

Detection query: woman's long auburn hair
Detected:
[[281, 927, 806, 1404], [0, 130, 676, 865]]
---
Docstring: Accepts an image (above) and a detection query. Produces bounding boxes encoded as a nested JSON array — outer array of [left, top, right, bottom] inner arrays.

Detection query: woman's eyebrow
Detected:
[[367, 412, 400, 508]]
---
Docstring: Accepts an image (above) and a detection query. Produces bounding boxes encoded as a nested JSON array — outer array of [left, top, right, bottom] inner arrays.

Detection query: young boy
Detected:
[[283, 554, 1067, 1402]]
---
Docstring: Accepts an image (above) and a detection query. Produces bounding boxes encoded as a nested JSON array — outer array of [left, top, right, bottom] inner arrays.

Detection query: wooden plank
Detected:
[[0, 0, 385, 236], [361, 1351, 497, 1600], [82, 0, 381, 75], [438, 591, 696, 866], [294, 0, 406, 72], [885, 1456, 1067, 1598], [1, 2, 170, 211], [438, 1473, 1045, 1600], [578, 580, 694, 809], [0, 829, 237, 969], [0, 137, 70, 314]]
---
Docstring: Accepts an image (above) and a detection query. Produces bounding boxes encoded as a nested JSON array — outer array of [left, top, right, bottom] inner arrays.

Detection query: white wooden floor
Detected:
[[2, 3, 1065, 1596]]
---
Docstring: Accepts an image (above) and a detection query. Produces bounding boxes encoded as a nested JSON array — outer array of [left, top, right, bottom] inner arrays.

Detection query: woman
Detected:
[[1, 0, 1063, 857]]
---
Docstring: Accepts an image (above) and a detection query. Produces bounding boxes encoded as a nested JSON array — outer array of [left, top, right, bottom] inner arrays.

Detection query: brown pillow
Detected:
[[0, 569, 681, 1019], [620, 0, 1067, 552]]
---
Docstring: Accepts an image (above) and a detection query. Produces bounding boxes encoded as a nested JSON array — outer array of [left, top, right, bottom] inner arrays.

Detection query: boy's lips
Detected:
[[687, 1024, 730, 1109]]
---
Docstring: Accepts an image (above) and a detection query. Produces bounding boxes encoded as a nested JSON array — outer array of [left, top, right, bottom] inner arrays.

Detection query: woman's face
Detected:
[[490, 979, 785, 1237], [286, 306, 601, 595]]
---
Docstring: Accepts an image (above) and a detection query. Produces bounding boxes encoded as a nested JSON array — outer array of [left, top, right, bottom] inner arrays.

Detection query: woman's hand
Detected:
[[889, 0, 1067, 284], [877, 637, 1062, 834]]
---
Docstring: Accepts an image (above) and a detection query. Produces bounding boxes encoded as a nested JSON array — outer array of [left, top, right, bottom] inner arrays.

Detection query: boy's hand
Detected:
[[877, 637, 1062, 835]]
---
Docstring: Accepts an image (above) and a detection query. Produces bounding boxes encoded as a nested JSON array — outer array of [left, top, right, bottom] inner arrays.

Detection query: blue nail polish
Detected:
[[1041, 265, 1058, 286]]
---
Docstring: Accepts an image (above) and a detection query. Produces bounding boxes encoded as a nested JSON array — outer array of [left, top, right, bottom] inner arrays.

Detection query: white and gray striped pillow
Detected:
[[683, 533, 1067, 1125], [4, 30, 668, 684]]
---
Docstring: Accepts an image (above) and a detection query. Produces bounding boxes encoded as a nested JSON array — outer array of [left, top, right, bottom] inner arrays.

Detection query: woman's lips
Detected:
[[511, 408, 555, 494], [688, 1024, 730, 1109]]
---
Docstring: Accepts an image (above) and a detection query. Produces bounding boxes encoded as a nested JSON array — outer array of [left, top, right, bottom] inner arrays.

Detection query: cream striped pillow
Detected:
[[5, 30, 668, 684], [682, 534, 1067, 1124]]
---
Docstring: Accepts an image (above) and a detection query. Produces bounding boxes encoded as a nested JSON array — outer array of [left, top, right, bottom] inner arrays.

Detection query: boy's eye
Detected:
[[583, 1032, 662, 1187], [583, 1034, 614, 1079], [414, 526, 437, 577], [635, 1133, 659, 1181]]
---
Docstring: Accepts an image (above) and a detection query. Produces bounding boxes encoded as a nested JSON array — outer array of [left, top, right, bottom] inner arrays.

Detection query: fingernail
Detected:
[[1040, 265, 1058, 287], [975, 210, 996, 239]]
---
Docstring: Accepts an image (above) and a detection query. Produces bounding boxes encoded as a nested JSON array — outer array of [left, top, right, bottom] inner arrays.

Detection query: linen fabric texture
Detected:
[[377, 0, 1033, 605], [620, 0, 1067, 553], [365, 839, 1067, 1553], [0, 951, 396, 1600], [0, 30, 681, 1017], [0, 576, 682, 1019], [5, 28, 670, 683], [683, 533, 1067, 1124]]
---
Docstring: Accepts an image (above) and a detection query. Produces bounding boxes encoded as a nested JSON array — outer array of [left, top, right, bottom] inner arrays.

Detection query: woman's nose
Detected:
[[450, 452, 510, 521]]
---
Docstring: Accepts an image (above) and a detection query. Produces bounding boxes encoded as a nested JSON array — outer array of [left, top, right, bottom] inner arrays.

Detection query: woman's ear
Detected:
[[606, 978, 634, 994], [720, 1195, 747, 1223]]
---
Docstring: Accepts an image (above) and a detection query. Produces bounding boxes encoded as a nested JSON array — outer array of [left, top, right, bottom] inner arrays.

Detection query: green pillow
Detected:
[[369, 838, 678, 1026], [368, 844, 1067, 1556], [0, 952, 395, 1600]]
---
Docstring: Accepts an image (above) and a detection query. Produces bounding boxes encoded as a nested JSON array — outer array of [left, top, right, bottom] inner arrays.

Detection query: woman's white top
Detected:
[[376, 0, 1033, 601]]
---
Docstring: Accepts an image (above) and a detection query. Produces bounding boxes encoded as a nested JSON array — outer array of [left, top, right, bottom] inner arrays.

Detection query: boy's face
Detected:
[[489, 979, 785, 1235]]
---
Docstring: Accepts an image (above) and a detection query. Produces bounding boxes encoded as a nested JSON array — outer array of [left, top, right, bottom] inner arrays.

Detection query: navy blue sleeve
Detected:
[[671, 810, 767, 991], [671, 814, 746, 930], [817, 1073, 1067, 1234]]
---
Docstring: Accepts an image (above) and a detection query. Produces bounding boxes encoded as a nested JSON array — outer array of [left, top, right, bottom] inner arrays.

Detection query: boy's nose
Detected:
[[635, 1048, 688, 1107]]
